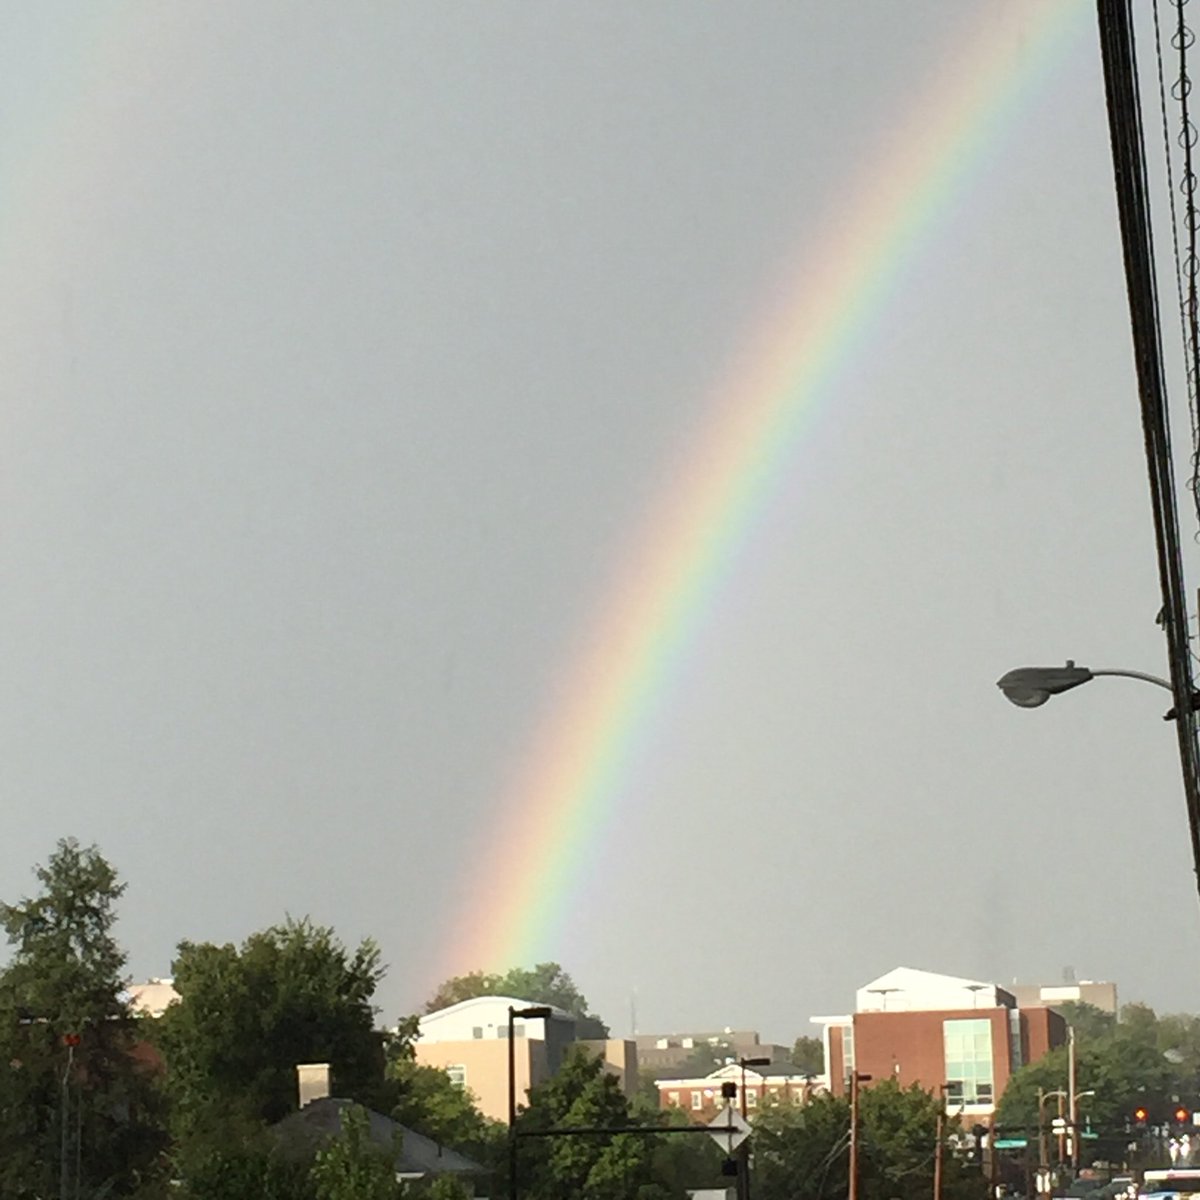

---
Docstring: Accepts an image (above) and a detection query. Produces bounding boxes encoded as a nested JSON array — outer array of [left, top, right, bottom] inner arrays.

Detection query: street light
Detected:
[[996, 661, 1174, 709], [848, 1072, 873, 1200], [508, 1004, 553, 1200], [867, 987, 901, 1011], [1038, 1087, 1068, 1178], [738, 1056, 771, 1119]]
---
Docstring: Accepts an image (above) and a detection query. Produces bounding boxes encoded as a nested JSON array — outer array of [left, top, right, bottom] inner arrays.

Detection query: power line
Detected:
[[1096, 0, 1200, 901]]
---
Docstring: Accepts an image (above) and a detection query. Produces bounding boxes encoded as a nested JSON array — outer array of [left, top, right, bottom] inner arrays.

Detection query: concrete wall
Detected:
[[415, 1037, 551, 1123]]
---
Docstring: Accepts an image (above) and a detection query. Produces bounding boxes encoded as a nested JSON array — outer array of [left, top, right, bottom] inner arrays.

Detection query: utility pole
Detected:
[[1068, 1026, 1078, 1173], [849, 1072, 872, 1200], [933, 1105, 944, 1200]]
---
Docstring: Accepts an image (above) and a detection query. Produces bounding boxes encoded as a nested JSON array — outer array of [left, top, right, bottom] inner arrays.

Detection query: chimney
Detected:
[[296, 1063, 331, 1108]]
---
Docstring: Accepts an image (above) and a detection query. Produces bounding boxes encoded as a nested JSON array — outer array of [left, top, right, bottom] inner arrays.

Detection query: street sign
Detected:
[[707, 1107, 752, 1153], [994, 1138, 1028, 1149]]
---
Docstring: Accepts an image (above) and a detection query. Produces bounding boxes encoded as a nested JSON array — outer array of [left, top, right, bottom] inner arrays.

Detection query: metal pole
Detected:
[[1038, 1087, 1048, 1191], [59, 1040, 75, 1200], [933, 1106, 944, 1200], [849, 1072, 860, 1200], [1068, 1027, 1078, 1173], [508, 1006, 517, 1200]]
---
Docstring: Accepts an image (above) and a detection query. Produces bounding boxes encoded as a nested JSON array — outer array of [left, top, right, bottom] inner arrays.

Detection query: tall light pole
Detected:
[[735, 1057, 770, 1200], [933, 1082, 951, 1200], [848, 1071, 873, 1200], [507, 1004, 552, 1200], [1068, 1027, 1077, 1173], [738, 1056, 770, 1119], [1038, 1087, 1068, 1180]]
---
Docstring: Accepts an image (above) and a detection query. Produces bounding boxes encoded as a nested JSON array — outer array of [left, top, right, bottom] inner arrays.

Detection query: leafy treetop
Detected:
[[157, 917, 387, 1134], [425, 962, 609, 1038]]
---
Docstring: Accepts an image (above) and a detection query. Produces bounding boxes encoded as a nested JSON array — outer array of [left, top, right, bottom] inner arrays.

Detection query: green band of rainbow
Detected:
[[437, 0, 1091, 980]]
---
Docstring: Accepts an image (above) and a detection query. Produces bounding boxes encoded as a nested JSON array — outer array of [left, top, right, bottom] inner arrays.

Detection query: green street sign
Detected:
[[994, 1139, 1028, 1149]]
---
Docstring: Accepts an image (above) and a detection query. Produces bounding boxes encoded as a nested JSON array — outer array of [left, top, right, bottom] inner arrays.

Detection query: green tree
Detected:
[[998, 1011, 1176, 1135], [514, 1048, 670, 1200], [156, 918, 386, 1157], [382, 1015, 503, 1163], [0, 838, 166, 1198], [644, 1101, 726, 1197], [310, 1103, 401, 1200], [175, 1134, 316, 1200], [425, 963, 609, 1038], [791, 1035, 825, 1075], [755, 1082, 976, 1200], [1052, 1001, 1116, 1042]]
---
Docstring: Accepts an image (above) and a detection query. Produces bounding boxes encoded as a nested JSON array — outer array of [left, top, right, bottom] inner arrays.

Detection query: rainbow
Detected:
[[436, 0, 1093, 979]]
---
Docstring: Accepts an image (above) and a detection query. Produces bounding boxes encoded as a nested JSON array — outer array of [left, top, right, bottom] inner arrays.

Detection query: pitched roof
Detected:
[[273, 1098, 484, 1177]]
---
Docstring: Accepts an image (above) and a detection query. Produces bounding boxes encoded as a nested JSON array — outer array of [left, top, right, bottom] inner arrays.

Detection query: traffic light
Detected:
[[1172, 1106, 1192, 1128], [1133, 1105, 1150, 1126]]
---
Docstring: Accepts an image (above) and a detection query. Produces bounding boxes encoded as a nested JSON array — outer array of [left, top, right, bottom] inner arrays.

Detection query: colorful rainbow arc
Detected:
[[436, 0, 1091, 980]]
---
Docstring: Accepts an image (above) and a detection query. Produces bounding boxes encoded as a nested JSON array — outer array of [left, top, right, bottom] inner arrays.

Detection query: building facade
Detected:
[[635, 1030, 788, 1073], [654, 1060, 826, 1122], [813, 967, 1067, 1122], [1009, 980, 1118, 1015], [414, 995, 637, 1123]]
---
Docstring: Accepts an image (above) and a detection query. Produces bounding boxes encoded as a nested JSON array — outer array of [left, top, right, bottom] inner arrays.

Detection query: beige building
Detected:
[[1008, 979, 1118, 1014], [415, 995, 637, 1123], [655, 1061, 825, 1122], [125, 978, 181, 1018]]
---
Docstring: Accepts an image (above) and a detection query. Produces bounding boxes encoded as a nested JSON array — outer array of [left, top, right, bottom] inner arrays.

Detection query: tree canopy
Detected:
[[791, 1034, 825, 1075], [0, 838, 165, 1198], [755, 1080, 978, 1200], [425, 962, 609, 1038], [157, 917, 387, 1138], [513, 1048, 669, 1200], [998, 1000, 1196, 1138]]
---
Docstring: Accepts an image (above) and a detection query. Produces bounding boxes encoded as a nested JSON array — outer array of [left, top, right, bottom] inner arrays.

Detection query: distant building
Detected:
[[275, 1062, 485, 1191], [654, 1059, 826, 1121], [415, 995, 637, 1122], [812, 967, 1067, 1123], [635, 1030, 790, 1074], [125, 978, 180, 1018], [1009, 980, 1118, 1015]]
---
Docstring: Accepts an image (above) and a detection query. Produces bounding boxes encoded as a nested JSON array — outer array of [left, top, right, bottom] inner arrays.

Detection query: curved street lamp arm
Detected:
[[1090, 668, 1175, 692]]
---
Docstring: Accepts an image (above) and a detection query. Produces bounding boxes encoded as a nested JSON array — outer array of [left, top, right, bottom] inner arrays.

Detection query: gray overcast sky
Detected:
[[2, 0, 1195, 1042]]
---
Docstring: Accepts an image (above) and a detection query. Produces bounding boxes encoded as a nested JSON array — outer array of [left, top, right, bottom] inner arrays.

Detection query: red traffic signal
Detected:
[[1174, 1106, 1192, 1126], [1133, 1106, 1150, 1124]]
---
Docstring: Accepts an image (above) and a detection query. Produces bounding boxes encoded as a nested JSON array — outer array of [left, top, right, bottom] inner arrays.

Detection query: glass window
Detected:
[[446, 1065, 467, 1088], [691, 1091, 702, 1110], [747, 1089, 758, 1107], [472, 1026, 483, 1039], [943, 1018, 994, 1105], [668, 1091, 679, 1106]]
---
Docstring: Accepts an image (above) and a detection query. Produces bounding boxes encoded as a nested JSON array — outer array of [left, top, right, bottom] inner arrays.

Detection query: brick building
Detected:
[[813, 967, 1066, 1122], [654, 1060, 827, 1122]]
